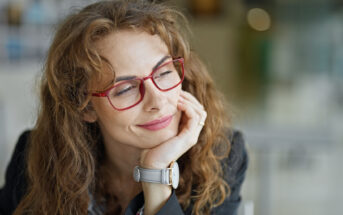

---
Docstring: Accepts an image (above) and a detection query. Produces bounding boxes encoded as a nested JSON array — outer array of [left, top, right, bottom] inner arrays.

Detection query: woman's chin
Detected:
[[136, 127, 178, 149]]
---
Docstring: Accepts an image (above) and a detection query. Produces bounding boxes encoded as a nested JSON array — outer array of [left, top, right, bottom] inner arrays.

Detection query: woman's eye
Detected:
[[114, 85, 135, 96], [155, 70, 172, 78]]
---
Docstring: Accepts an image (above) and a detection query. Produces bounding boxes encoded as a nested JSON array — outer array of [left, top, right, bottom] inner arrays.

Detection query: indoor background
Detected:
[[0, 0, 342, 215]]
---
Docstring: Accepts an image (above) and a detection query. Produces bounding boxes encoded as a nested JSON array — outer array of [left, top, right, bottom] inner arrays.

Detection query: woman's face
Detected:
[[87, 30, 182, 149]]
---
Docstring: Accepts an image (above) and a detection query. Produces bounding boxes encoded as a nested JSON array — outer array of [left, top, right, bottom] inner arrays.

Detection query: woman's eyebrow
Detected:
[[115, 75, 137, 83], [152, 55, 171, 71], [114, 55, 171, 83]]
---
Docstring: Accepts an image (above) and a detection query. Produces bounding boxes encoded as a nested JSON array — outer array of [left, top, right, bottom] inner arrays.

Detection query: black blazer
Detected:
[[0, 130, 248, 215]]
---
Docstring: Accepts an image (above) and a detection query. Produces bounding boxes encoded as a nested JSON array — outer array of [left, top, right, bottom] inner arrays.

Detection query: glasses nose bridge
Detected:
[[142, 74, 153, 82], [142, 74, 159, 90]]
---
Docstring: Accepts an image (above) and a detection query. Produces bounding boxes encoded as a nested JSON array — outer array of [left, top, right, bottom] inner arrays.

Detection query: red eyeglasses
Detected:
[[92, 58, 185, 111]]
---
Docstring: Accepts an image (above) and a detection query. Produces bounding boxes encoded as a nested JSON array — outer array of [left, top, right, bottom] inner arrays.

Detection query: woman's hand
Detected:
[[139, 90, 207, 215], [140, 90, 207, 169]]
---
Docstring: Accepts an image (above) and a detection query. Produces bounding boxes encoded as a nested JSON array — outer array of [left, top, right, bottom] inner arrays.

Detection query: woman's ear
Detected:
[[83, 110, 98, 123], [83, 103, 98, 123]]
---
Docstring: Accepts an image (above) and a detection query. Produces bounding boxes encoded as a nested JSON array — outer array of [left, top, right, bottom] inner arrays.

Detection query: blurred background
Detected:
[[0, 0, 342, 214]]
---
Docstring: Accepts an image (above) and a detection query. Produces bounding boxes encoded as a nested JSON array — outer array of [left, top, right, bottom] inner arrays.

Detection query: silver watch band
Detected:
[[133, 161, 179, 189], [134, 166, 171, 184]]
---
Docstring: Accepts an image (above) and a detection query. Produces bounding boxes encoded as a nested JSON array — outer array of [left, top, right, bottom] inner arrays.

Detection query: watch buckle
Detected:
[[167, 167, 173, 185]]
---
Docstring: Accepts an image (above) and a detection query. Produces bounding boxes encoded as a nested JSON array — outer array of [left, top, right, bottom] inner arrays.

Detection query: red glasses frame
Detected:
[[92, 58, 185, 111]]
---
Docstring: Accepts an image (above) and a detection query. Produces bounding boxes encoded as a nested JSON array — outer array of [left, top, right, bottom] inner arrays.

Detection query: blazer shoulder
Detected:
[[229, 130, 247, 163], [8, 130, 31, 168], [0, 130, 31, 215], [14, 130, 31, 155], [222, 129, 248, 187]]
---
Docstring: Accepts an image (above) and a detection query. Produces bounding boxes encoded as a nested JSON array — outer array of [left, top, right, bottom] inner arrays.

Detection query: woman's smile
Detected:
[[137, 114, 174, 131]]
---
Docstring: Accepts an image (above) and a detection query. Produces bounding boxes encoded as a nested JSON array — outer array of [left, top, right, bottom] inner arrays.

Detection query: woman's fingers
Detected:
[[140, 91, 207, 168], [177, 94, 207, 145], [178, 98, 206, 127], [180, 91, 204, 110], [177, 99, 200, 132], [179, 91, 207, 124]]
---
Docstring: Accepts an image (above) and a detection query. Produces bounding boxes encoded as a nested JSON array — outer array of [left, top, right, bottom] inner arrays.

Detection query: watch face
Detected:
[[172, 162, 179, 189]]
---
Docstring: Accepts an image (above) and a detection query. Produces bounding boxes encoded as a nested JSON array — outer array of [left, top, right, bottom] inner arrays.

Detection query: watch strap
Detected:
[[133, 161, 179, 189], [138, 167, 171, 184]]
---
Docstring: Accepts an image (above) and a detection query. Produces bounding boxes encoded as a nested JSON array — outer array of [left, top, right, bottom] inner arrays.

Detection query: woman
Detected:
[[0, 0, 248, 215]]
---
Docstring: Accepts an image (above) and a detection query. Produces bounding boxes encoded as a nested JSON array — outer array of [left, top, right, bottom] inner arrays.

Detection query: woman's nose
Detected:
[[142, 79, 167, 111]]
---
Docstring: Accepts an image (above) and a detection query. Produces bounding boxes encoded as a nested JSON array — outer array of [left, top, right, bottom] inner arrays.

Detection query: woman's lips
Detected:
[[137, 115, 173, 131]]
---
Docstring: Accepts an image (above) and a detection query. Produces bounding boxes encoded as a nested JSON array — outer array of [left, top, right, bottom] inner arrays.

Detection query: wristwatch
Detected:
[[133, 161, 179, 189]]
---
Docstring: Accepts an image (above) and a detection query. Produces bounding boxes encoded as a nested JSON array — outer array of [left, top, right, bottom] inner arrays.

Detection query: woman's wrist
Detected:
[[140, 157, 170, 169], [141, 182, 172, 215]]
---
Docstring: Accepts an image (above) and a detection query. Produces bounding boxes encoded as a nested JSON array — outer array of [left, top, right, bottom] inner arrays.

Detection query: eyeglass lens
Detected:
[[109, 59, 183, 109]]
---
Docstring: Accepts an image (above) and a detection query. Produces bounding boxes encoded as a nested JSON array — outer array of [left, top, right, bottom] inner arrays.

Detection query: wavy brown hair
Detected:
[[14, 0, 233, 215]]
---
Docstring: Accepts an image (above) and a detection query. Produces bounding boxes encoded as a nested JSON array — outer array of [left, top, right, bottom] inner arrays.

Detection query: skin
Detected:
[[84, 29, 207, 215]]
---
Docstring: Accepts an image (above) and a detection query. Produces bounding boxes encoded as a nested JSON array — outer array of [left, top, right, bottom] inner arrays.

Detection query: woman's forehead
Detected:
[[95, 30, 170, 75]]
